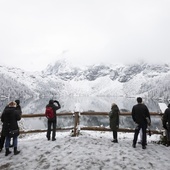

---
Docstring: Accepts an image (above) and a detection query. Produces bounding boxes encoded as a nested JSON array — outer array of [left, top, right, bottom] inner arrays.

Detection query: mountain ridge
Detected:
[[0, 60, 170, 101]]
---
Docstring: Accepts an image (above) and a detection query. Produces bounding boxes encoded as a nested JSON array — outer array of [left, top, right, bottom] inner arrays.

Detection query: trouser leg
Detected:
[[5, 136, 11, 149], [113, 130, 117, 140], [0, 135, 5, 149], [5, 136, 12, 156], [13, 136, 18, 148], [47, 121, 52, 140], [52, 121, 56, 140], [133, 125, 140, 145], [141, 124, 147, 147]]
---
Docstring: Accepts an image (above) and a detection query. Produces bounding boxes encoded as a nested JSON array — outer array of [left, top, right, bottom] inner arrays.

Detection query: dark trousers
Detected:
[[133, 123, 147, 146], [165, 129, 170, 141], [113, 130, 117, 140], [0, 134, 5, 149], [47, 120, 56, 140]]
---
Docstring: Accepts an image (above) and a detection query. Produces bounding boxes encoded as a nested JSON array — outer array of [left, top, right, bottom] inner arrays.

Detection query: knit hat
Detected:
[[15, 100, 20, 105], [49, 100, 54, 104]]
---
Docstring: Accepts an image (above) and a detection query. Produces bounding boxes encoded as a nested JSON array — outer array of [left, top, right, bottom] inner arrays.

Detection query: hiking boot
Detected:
[[5, 148, 12, 156], [142, 146, 146, 149], [166, 141, 170, 147], [132, 144, 136, 148], [14, 147, 20, 155], [52, 138, 56, 141], [14, 150, 20, 155], [112, 139, 118, 143]]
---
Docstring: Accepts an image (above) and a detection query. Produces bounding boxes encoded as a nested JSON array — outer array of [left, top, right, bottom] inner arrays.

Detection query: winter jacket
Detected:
[[16, 105, 22, 116], [109, 105, 120, 131], [1, 106, 21, 137], [163, 106, 170, 131], [132, 103, 151, 125], [46, 100, 61, 121]]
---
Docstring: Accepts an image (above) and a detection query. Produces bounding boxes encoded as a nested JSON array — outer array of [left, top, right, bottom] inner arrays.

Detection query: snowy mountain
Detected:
[[1, 60, 170, 101]]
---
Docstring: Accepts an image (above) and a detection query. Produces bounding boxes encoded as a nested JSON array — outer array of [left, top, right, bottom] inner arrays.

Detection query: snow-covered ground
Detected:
[[0, 131, 169, 170]]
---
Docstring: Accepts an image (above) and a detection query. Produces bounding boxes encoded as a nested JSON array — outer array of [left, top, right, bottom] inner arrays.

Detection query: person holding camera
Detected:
[[45, 99, 61, 141]]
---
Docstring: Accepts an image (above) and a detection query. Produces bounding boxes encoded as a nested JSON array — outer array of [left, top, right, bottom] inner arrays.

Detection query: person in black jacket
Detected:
[[109, 103, 120, 143], [46, 99, 61, 141], [162, 103, 170, 147], [132, 97, 151, 149], [0, 99, 22, 151], [1, 101, 21, 156]]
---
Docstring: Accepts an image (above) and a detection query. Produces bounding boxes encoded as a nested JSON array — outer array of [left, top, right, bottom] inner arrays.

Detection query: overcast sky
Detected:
[[0, 0, 170, 71]]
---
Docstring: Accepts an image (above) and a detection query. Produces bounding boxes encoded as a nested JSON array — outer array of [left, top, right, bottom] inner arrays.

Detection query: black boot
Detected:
[[112, 139, 118, 143], [5, 148, 12, 156], [14, 147, 20, 155]]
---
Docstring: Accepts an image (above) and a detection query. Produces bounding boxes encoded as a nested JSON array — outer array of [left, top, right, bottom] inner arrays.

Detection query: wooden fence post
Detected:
[[72, 112, 80, 137]]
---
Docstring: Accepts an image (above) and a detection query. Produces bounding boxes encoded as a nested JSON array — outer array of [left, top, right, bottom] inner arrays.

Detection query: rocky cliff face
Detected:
[[1, 60, 170, 101]]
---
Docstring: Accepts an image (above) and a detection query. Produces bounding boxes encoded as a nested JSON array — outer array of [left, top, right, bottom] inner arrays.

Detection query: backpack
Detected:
[[45, 107, 55, 120]]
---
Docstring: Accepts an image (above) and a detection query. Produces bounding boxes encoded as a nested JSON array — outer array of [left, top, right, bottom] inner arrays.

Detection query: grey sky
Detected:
[[0, 0, 170, 71]]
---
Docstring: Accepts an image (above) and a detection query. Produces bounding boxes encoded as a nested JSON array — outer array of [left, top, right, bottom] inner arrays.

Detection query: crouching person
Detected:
[[1, 101, 21, 156]]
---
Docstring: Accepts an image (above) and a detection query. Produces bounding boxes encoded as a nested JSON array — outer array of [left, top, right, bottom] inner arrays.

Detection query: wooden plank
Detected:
[[19, 112, 163, 118], [21, 112, 73, 118], [80, 127, 163, 135], [19, 127, 74, 134]]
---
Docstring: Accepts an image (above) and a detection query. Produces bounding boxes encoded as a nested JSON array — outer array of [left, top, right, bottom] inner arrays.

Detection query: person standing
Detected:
[[9, 99, 22, 148], [109, 103, 120, 143], [15, 100, 22, 116], [0, 121, 5, 152], [162, 103, 170, 147], [132, 97, 151, 149], [1, 101, 21, 156], [46, 99, 61, 141]]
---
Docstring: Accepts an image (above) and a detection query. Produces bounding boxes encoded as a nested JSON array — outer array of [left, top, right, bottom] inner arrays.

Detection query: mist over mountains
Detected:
[[0, 59, 170, 102]]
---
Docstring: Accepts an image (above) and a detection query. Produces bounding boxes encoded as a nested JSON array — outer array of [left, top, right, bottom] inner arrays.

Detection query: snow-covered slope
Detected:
[[1, 60, 170, 101], [0, 131, 169, 170]]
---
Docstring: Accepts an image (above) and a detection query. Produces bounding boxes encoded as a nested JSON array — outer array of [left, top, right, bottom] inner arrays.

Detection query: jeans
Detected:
[[5, 136, 18, 148]]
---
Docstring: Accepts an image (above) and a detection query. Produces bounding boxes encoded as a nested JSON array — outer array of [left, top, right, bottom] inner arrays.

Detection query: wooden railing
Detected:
[[14, 112, 164, 137]]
